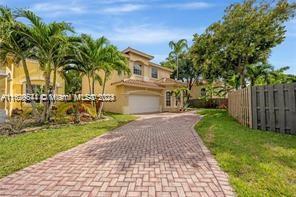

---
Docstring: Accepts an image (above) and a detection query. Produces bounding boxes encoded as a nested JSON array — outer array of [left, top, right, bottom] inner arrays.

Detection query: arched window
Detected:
[[133, 63, 142, 75], [200, 88, 206, 97]]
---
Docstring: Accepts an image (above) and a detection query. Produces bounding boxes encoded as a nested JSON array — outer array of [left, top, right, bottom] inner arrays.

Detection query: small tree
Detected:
[[18, 10, 73, 122], [0, 7, 39, 118], [168, 39, 188, 80], [97, 45, 130, 119]]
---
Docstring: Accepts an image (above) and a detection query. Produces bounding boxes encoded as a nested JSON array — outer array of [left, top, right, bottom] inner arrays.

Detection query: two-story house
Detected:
[[0, 58, 65, 122], [81, 47, 185, 114]]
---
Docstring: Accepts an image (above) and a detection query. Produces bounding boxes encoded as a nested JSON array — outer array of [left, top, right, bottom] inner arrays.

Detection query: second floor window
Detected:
[[151, 67, 158, 78], [133, 64, 142, 75]]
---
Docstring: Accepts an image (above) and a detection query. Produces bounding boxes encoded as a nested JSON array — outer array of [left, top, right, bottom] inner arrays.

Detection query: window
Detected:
[[133, 64, 142, 75], [151, 67, 158, 79], [165, 91, 171, 107], [200, 88, 206, 97]]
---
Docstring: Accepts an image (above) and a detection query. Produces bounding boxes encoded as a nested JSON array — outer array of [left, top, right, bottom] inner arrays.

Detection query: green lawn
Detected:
[[0, 113, 136, 178], [195, 109, 296, 197]]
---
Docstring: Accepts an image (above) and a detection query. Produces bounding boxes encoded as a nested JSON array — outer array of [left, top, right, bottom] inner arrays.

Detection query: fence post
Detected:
[[248, 86, 252, 128]]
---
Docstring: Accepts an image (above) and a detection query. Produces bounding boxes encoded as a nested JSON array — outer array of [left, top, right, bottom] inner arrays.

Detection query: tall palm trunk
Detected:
[[176, 56, 179, 80], [41, 68, 51, 123], [97, 71, 107, 119], [92, 75, 95, 95], [53, 65, 57, 94], [22, 59, 39, 119], [87, 75, 92, 94]]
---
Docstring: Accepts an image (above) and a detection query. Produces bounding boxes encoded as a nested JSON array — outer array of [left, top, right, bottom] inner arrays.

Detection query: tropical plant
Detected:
[[0, 7, 39, 118], [18, 10, 73, 122], [69, 34, 108, 95], [168, 39, 188, 80], [62, 69, 82, 94], [246, 63, 273, 86], [162, 54, 202, 100], [267, 66, 296, 85], [97, 45, 129, 118], [171, 87, 188, 109]]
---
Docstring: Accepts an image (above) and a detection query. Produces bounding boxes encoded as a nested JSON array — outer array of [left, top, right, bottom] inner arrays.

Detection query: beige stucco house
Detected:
[[0, 58, 65, 121], [81, 47, 185, 114]]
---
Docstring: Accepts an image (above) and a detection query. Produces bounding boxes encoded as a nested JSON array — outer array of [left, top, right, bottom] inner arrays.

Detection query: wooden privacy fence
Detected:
[[228, 87, 252, 127], [228, 83, 296, 135]]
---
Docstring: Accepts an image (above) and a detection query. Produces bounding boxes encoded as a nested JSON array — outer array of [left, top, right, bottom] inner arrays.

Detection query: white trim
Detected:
[[174, 96, 178, 108], [164, 90, 172, 108], [151, 67, 158, 79]]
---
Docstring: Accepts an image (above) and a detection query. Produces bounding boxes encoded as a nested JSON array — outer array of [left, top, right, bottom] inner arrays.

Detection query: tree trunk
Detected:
[[22, 59, 39, 119], [87, 75, 91, 95], [41, 68, 51, 123], [53, 65, 57, 94], [186, 78, 193, 101], [176, 56, 179, 80], [97, 71, 107, 119], [92, 76, 95, 95], [240, 71, 246, 88], [238, 58, 246, 88]]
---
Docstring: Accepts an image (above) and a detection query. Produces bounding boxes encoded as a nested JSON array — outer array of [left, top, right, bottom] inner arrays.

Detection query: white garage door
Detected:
[[128, 95, 160, 114]]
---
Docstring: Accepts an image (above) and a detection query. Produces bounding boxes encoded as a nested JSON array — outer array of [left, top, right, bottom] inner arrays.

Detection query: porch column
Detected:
[[181, 91, 184, 108]]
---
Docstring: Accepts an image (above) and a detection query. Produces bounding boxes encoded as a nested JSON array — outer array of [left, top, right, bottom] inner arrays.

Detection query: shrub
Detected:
[[0, 115, 30, 135]]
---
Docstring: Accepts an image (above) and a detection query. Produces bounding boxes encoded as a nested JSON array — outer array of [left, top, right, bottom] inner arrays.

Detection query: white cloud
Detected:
[[163, 2, 213, 10], [105, 24, 203, 44], [101, 4, 146, 14], [31, 2, 86, 17], [77, 22, 204, 44]]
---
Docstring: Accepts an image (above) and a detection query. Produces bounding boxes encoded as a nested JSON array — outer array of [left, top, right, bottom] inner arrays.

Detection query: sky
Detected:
[[1, 0, 296, 74]]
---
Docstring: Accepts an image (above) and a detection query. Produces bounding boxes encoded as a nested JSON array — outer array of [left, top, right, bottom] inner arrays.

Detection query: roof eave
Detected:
[[113, 82, 164, 90]]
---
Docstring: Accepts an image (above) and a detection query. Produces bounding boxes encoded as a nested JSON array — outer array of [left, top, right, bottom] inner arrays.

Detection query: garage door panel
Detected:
[[129, 95, 160, 114]]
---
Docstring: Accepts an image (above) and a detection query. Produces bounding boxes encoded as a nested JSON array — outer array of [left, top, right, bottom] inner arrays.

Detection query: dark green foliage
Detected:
[[190, 0, 296, 88]]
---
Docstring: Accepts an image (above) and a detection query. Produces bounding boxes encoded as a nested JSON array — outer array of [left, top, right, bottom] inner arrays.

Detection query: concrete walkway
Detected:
[[0, 111, 234, 197]]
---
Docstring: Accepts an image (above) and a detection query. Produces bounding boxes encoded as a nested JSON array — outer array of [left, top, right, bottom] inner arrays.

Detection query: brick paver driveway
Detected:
[[0, 111, 234, 197]]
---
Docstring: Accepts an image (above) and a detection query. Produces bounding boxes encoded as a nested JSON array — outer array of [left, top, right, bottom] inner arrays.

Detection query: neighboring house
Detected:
[[190, 81, 228, 99], [190, 84, 208, 99], [81, 47, 185, 114], [0, 58, 65, 119]]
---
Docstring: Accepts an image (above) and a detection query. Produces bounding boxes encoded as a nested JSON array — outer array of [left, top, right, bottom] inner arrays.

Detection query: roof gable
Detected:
[[122, 47, 154, 60]]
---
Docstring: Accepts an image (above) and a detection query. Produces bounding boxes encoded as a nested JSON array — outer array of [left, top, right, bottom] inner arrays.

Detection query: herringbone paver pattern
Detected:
[[0, 111, 234, 196]]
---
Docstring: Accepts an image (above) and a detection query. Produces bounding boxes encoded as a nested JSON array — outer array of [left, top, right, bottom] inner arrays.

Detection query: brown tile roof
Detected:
[[112, 79, 165, 90]]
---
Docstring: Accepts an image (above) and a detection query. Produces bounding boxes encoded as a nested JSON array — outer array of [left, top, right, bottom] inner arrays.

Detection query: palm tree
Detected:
[[62, 69, 82, 94], [97, 45, 130, 118], [0, 7, 39, 118], [18, 10, 73, 122], [246, 63, 273, 86], [169, 39, 188, 80], [268, 66, 295, 84], [74, 35, 109, 95]]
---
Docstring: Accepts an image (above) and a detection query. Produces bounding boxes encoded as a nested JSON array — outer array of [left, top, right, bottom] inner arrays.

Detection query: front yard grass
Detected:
[[195, 109, 296, 197], [0, 113, 136, 178]]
